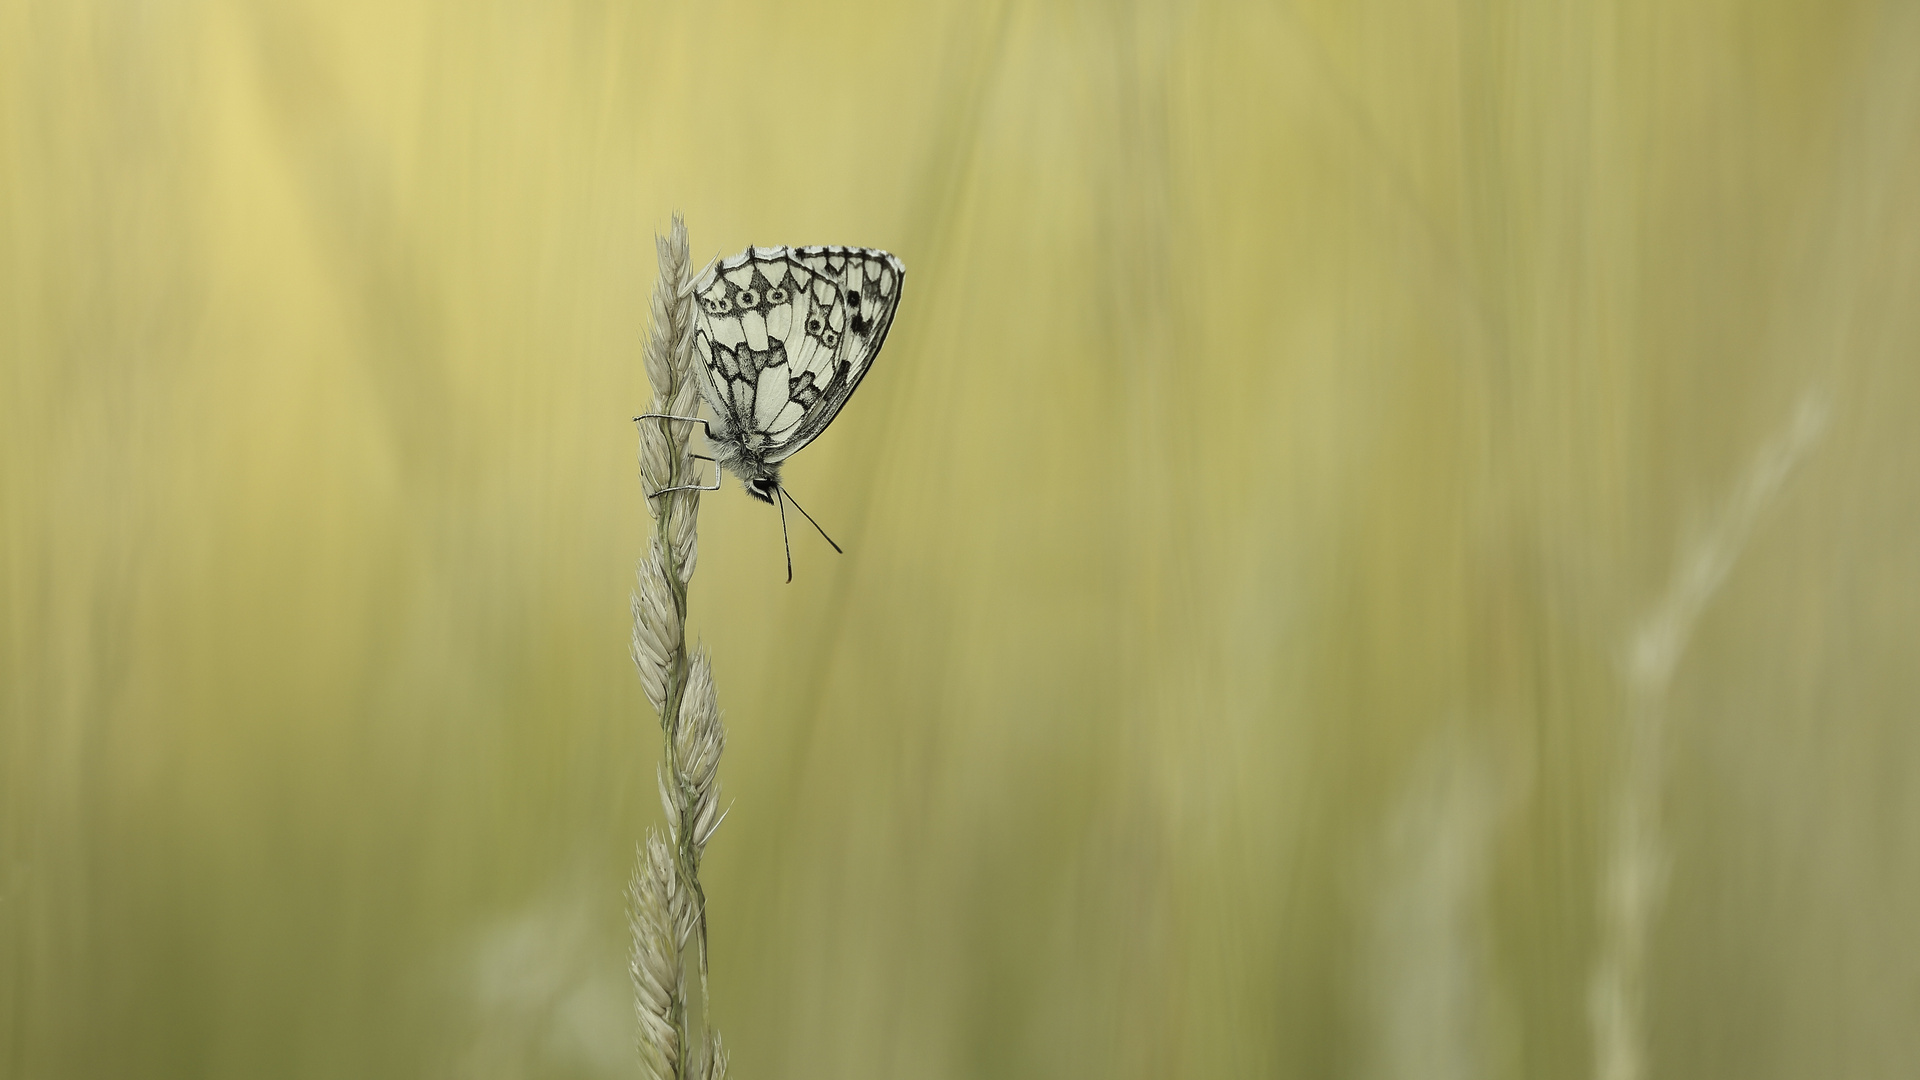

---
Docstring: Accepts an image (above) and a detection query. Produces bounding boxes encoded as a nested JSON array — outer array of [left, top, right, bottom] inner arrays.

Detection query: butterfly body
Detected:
[[689, 245, 905, 502], [705, 430, 783, 504]]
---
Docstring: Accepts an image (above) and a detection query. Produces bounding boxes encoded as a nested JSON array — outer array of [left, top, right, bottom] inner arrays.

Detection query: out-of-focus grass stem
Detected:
[[1589, 393, 1828, 1080]]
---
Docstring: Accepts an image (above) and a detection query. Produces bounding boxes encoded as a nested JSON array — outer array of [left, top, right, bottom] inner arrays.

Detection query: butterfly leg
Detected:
[[646, 467, 721, 499], [634, 414, 721, 498], [633, 412, 712, 437]]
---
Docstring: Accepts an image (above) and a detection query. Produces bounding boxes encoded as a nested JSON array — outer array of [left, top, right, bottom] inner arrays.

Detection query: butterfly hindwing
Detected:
[[690, 244, 904, 467], [773, 246, 904, 462]]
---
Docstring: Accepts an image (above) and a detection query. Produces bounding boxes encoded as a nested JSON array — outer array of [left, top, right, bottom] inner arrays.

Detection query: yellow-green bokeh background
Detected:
[[6, 1, 1919, 1077]]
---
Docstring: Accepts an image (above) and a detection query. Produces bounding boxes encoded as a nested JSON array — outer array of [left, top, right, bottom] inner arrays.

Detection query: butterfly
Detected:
[[637, 245, 906, 579]]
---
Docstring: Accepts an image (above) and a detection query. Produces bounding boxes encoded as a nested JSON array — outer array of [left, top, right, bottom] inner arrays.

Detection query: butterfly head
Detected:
[[744, 475, 780, 504]]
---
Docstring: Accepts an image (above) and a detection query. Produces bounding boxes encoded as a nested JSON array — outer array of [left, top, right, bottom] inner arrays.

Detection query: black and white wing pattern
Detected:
[[689, 245, 904, 464]]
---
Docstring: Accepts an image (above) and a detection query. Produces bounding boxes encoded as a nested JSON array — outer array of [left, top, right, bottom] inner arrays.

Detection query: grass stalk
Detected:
[[628, 215, 730, 1080]]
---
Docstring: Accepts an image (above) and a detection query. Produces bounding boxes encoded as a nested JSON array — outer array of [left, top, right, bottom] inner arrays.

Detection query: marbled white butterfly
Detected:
[[638, 244, 905, 579]]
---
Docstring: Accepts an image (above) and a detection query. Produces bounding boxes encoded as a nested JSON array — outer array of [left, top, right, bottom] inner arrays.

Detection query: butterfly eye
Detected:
[[765, 287, 788, 304], [805, 315, 825, 334], [736, 288, 761, 308], [703, 294, 732, 315]]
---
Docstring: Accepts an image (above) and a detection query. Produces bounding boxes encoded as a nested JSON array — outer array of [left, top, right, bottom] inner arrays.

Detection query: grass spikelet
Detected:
[[628, 831, 688, 1080], [673, 649, 727, 859], [631, 538, 680, 715], [696, 1032, 730, 1080]]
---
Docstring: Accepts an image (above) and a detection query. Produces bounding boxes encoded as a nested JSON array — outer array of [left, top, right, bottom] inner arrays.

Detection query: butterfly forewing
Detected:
[[689, 244, 904, 465]]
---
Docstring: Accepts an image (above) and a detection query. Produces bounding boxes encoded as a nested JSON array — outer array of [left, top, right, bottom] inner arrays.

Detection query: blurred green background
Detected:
[[5, 1, 1919, 1077]]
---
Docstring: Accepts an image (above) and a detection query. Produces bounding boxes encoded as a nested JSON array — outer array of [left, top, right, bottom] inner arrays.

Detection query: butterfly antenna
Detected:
[[779, 487, 844, 555], [775, 488, 794, 584]]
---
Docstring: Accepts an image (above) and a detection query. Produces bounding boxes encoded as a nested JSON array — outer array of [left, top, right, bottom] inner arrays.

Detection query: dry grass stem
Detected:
[[628, 214, 731, 1079]]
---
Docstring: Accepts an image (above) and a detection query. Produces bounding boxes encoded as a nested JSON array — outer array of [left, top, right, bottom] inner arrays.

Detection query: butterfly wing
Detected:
[[771, 246, 905, 463], [688, 244, 904, 464], [690, 246, 817, 440]]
